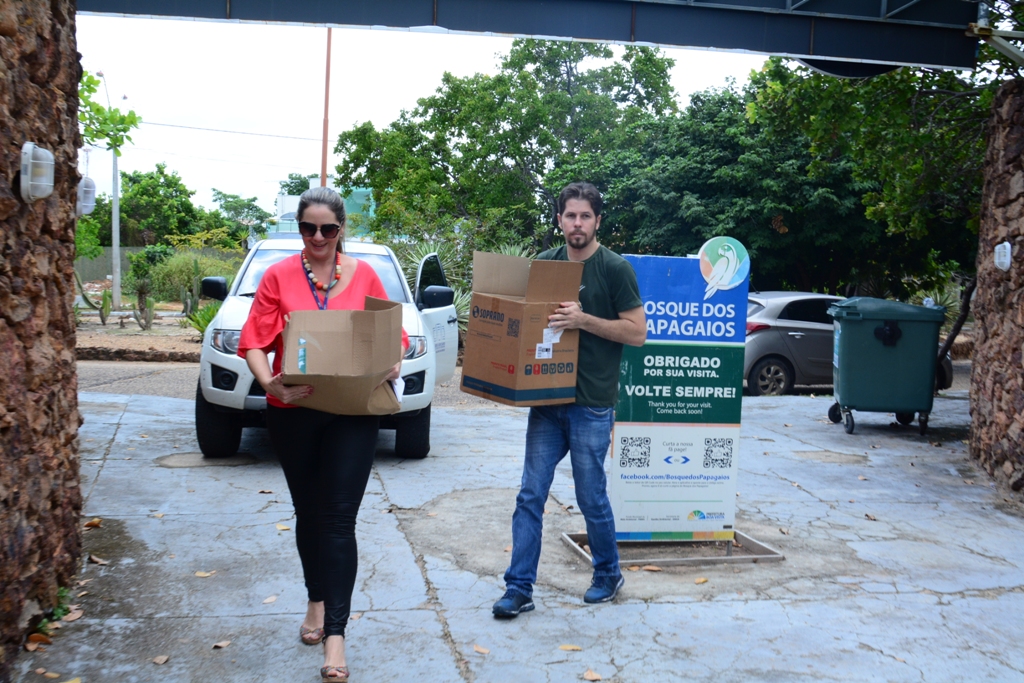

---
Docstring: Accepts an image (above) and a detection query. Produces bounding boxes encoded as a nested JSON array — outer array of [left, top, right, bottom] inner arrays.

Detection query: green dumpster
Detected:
[[827, 297, 946, 435]]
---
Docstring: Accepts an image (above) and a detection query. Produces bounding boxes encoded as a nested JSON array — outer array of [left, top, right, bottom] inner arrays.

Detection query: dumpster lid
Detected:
[[828, 297, 946, 322]]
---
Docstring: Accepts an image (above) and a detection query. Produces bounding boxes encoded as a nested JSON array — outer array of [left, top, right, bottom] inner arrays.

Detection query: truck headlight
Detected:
[[211, 329, 241, 355], [403, 335, 427, 360]]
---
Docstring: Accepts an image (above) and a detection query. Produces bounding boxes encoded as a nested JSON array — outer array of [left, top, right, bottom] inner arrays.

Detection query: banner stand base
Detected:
[[561, 531, 784, 567]]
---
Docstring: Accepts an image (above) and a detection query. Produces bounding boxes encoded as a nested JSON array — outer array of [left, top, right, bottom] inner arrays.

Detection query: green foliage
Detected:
[[212, 189, 272, 245], [278, 173, 319, 197], [74, 270, 111, 325], [75, 215, 103, 260], [126, 244, 174, 303], [147, 251, 240, 302], [79, 71, 140, 155], [188, 300, 222, 335], [334, 39, 676, 251], [133, 297, 156, 330]]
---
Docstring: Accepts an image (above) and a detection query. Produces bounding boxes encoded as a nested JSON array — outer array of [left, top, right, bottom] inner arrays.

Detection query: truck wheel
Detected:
[[394, 405, 430, 459], [195, 383, 242, 458]]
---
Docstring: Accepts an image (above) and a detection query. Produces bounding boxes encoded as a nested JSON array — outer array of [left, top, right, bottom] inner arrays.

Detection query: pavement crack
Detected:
[[82, 400, 129, 510], [370, 468, 474, 683]]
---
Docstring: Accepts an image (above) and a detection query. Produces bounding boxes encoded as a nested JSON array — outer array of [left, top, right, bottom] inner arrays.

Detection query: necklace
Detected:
[[301, 250, 343, 310]]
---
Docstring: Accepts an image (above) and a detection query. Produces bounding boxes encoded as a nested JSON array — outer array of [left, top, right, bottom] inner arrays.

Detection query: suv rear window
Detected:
[[234, 248, 409, 303], [779, 298, 837, 325]]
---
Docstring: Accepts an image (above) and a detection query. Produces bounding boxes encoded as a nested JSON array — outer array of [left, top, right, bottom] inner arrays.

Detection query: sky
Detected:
[[75, 14, 767, 215]]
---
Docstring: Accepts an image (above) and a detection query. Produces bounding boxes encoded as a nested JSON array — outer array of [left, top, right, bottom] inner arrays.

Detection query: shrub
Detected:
[[188, 300, 222, 336], [148, 251, 240, 302]]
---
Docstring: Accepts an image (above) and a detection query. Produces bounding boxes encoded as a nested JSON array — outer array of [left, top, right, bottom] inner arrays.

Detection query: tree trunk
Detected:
[[936, 277, 976, 363]]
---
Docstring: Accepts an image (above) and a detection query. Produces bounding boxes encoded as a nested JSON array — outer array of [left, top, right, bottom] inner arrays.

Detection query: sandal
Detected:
[[300, 625, 325, 645], [320, 665, 349, 682]]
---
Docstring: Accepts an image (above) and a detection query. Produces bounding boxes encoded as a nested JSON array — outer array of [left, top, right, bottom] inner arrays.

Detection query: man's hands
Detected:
[[548, 300, 586, 330], [264, 373, 314, 405]]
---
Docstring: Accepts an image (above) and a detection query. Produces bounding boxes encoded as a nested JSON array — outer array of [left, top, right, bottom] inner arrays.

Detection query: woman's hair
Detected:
[[297, 186, 347, 253]]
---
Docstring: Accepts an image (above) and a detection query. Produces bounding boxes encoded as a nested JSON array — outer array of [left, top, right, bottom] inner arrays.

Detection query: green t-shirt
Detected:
[[536, 245, 643, 407]]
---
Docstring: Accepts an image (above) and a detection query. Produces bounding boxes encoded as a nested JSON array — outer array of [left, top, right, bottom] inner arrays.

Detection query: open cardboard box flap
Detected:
[[472, 251, 582, 302], [281, 296, 403, 415]]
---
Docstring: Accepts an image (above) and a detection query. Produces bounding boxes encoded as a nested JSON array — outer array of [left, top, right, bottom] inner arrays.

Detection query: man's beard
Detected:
[[567, 230, 594, 249]]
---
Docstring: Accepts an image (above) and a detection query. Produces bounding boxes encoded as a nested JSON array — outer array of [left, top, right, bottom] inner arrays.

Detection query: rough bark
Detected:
[[971, 79, 1024, 492], [0, 0, 82, 679]]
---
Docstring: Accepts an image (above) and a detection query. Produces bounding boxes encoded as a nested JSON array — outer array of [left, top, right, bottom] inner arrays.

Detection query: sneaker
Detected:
[[492, 589, 535, 618], [583, 575, 624, 604]]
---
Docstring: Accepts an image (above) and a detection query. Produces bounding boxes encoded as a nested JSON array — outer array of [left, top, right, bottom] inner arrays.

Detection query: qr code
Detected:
[[619, 436, 651, 468], [704, 438, 733, 468], [507, 318, 520, 338]]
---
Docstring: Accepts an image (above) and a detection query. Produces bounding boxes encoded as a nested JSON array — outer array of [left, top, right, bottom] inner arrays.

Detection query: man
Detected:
[[493, 182, 647, 618]]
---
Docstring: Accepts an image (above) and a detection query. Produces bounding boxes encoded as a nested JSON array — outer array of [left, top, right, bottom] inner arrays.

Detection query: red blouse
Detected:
[[238, 253, 408, 409]]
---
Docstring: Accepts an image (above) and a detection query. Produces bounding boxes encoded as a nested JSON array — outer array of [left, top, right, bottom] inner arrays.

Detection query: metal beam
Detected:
[[78, 0, 981, 71]]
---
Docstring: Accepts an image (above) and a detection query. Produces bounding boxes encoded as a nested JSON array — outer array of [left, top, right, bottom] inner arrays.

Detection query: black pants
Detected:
[[267, 406, 379, 638]]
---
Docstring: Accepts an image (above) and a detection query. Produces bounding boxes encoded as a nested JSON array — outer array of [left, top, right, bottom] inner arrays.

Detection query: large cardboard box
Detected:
[[281, 297, 402, 415], [460, 251, 583, 406]]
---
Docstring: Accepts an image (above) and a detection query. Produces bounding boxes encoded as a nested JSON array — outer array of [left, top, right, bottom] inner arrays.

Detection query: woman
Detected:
[[238, 186, 405, 682]]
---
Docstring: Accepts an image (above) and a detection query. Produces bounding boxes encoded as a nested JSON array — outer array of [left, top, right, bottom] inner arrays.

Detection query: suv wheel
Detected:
[[195, 382, 242, 458], [394, 405, 430, 459], [748, 358, 793, 396]]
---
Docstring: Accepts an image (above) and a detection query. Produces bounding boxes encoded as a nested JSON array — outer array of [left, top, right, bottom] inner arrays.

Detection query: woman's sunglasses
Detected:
[[298, 222, 341, 239]]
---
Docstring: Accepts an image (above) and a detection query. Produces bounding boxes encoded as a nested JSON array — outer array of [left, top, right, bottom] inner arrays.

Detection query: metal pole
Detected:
[[321, 27, 332, 188], [111, 152, 120, 310]]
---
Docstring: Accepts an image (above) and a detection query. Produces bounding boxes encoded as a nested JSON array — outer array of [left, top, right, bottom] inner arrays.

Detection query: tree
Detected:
[[601, 84, 942, 294], [278, 172, 319, 198], [87, 164, 201, 246], [211, 189, 272, 244], [79, 70, 140, 155], [333, 40, 677, 251]]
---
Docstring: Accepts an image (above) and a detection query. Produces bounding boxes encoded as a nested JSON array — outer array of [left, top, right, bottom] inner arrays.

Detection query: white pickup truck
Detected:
[[195, 237, 458, 459]]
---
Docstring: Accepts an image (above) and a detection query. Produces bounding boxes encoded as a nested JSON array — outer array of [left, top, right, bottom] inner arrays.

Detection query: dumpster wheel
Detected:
[[919, 413, 929, 435], [828, 403, 842, 423], [895, 412, 915, 426], [843, 410, 855, 434]]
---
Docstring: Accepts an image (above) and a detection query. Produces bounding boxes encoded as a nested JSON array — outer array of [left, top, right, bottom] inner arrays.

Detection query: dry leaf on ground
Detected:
[[28, 634, 51, 644], [262, 595, 277, 604], [258, 490, 273, 494], [783, 423, 792, 427], [350, 613, 361, 621], [504, 545, 512, 552], [275, 524, 291, 531], [43, 672, 59, 678], [627, 566, 640, 572], [584, 669, 603, 681], [76, 591, 88, 598], [34, 669, 46, 675], [895, 657, 906, 663], [426, 512, 438, 517], [791, 482, 799, 487], [695, 577, 709, 585], [83, 518, 102, 528], [88, 554, 108, 565], [152, 513, 164, 518], [24, 642, 39, 652], [76, 579, 92, 587], [858, 476, 868, 481], [865, 514, 877, 521], [139, 434, 148, 438], [473, 644, 490, 654], [194, 571, 212, 578], [57, 678, 79, 683], [212, 641, 231, 649], [62, 610, 83, 622], [779, 528, 790, 535], [559, 644, 582, 651], [153, 655, 169, 665], [641, 565, 662, 572]]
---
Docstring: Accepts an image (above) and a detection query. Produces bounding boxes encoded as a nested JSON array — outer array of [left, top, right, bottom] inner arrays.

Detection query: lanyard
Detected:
[[302, 259, 331, 310]]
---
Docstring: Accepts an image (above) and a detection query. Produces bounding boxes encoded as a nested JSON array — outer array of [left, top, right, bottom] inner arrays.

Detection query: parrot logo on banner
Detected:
[[699, 237, 750, 300]]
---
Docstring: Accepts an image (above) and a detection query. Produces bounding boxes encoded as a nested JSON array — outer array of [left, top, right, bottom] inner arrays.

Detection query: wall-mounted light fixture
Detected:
[[76, 177, 97, 217], [994, 241, 1012, 272], [20, 142, 55, 202]]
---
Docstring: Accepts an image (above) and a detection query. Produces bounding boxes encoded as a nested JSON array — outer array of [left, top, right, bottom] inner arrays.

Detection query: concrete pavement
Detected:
[[13, 388, 1024, 682]]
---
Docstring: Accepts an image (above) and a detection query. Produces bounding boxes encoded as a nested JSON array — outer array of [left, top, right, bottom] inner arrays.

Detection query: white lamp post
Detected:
[[96, 71, 122, 310]]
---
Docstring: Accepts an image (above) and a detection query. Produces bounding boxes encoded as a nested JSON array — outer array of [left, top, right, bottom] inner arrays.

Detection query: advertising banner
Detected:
[[611, 238, 750, 541]]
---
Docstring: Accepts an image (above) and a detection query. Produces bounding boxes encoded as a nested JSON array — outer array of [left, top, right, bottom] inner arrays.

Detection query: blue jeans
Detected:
[[504, 404, 620, 597]]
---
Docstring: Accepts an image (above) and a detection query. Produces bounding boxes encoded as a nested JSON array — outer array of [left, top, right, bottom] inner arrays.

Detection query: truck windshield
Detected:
[[234, 248, 409, 303]]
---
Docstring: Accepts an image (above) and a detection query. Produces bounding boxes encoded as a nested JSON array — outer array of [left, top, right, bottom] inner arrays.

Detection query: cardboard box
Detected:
[[281, 297, 403, 415], [460, 251, 583, 406]]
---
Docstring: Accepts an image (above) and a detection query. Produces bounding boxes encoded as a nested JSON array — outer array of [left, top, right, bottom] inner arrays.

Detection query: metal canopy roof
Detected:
[[78, 0, 981, 72]]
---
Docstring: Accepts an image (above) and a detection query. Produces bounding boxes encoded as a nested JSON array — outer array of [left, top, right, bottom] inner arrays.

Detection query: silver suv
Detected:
[[195, 238, 458, 458]]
